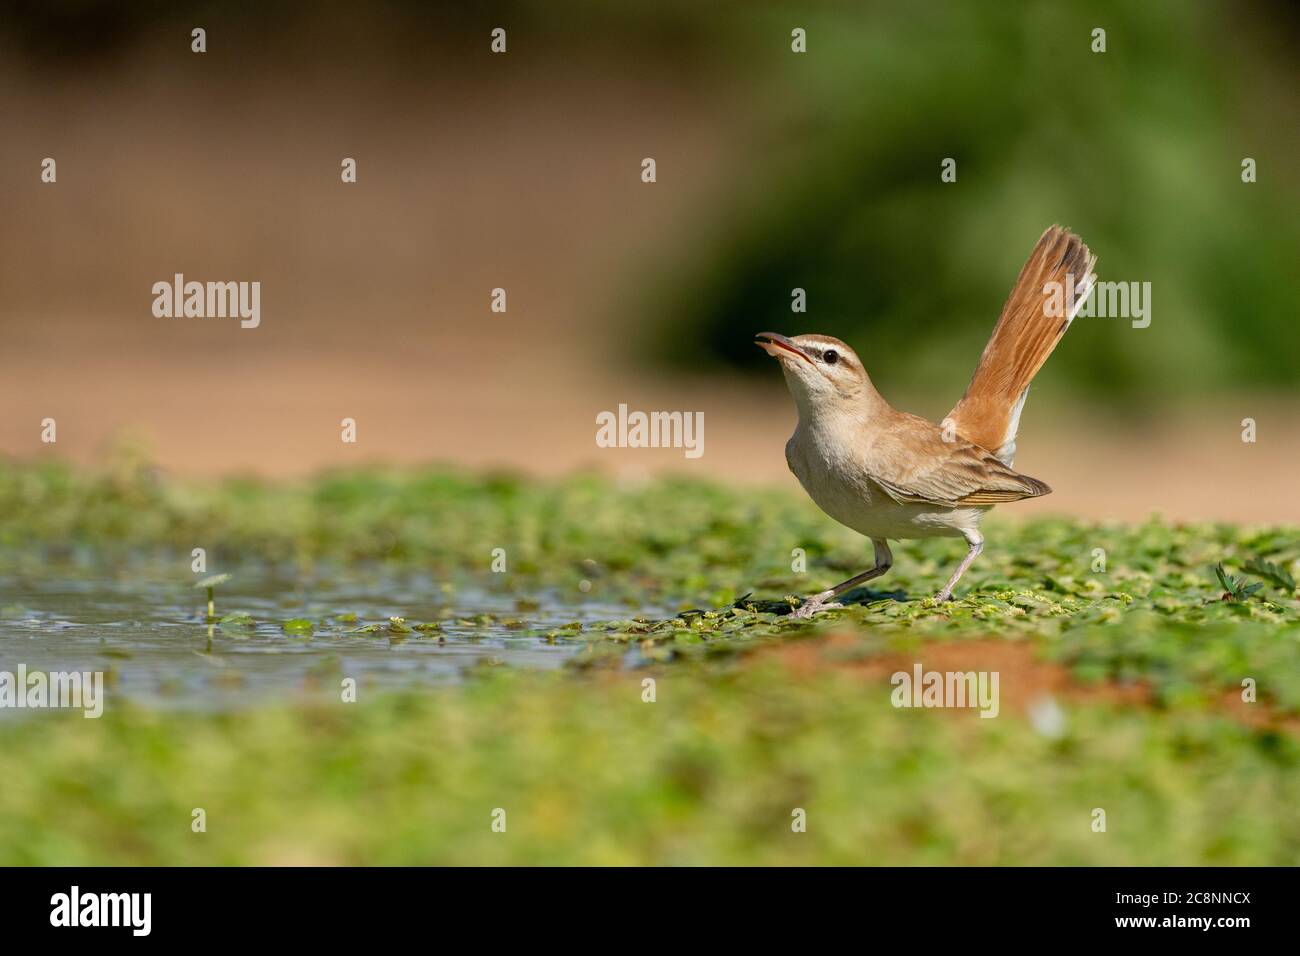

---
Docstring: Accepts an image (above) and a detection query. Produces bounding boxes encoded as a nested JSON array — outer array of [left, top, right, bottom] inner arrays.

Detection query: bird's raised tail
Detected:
[[946, 225, 1095, 466]]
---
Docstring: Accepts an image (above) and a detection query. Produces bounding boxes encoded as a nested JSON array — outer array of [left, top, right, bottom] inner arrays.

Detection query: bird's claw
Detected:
[[791, 598, 843, 619]]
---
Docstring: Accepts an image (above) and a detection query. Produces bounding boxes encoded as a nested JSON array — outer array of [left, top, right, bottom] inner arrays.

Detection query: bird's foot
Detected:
[[932, 588, 953, 603], [791, 592, 843, 619]]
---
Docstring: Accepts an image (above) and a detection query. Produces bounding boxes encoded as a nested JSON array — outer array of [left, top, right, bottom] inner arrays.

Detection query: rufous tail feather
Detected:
[[946, 225, 1095, 465]]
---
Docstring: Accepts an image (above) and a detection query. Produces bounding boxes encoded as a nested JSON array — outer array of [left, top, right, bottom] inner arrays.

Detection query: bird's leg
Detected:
[[933, 530, 984, 602], [793, 539, 893, 618]]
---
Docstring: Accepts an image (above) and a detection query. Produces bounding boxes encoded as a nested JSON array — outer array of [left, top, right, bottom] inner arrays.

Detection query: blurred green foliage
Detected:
[[1, 662, 1296, 865], [643, 1, 1300, 404], [1, 459, 1298, 864], [2, 457, 1298, 708]]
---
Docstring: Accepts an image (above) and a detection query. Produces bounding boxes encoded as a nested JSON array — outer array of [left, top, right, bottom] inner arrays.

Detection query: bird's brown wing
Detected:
[[864, 413, 1051, 507]]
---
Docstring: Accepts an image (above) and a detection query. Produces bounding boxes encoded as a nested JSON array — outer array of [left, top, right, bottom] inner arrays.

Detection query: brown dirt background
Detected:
[[2, 33, 1297, 523]]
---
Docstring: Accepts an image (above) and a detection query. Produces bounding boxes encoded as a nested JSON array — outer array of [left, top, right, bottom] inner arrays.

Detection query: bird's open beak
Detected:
[[755, 332, 811, 363]]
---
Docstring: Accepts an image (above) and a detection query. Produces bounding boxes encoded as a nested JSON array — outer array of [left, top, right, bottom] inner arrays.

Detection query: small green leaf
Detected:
[[1213, 563, 1232, 593], [193, 573, 232, 590], [1243, 557, 1296, 591]]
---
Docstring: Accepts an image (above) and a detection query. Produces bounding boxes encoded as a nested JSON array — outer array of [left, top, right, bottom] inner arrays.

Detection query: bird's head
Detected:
[[755, 332, 871, 414]]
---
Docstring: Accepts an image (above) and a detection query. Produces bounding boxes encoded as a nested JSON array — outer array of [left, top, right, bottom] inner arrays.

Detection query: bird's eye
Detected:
[[823, 349, 839, 364]]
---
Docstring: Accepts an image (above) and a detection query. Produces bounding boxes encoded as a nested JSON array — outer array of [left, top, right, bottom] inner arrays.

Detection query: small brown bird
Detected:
[[758, 225, 1096, 616]]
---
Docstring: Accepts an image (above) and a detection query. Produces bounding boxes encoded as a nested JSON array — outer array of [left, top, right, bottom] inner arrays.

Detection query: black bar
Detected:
[[0, 867, 1287, 941]]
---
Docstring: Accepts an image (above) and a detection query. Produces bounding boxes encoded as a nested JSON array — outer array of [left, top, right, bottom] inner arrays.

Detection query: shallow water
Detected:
[[0, 565, 653, 713]]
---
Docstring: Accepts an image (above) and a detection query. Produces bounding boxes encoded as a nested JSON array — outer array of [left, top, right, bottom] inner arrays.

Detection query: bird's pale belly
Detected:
[[786, 435, 982, 541]]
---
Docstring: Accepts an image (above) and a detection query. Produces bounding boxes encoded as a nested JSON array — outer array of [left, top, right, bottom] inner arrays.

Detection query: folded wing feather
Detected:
[[863, 412, 1051, 507]]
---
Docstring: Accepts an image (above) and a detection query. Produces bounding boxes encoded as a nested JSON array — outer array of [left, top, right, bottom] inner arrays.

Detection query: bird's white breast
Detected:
[[785, 426, 981, 541]]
